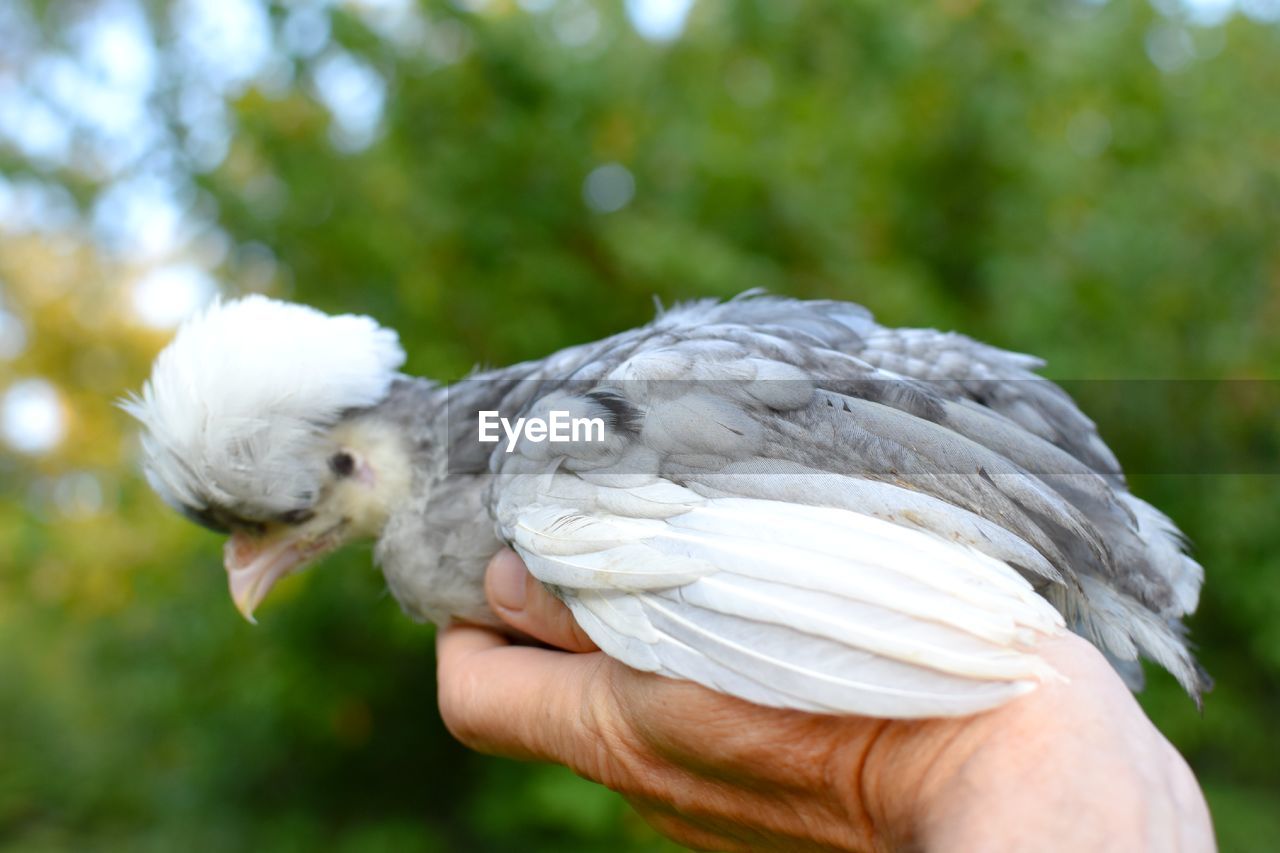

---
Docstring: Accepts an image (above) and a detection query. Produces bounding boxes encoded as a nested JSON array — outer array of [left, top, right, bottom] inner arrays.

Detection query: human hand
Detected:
[[436, 549, 1215, 852]]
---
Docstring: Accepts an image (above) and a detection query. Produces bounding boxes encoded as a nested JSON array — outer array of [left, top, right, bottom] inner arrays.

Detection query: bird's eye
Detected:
[[329, 451, 355, 477], [280, 508, 314, 526]]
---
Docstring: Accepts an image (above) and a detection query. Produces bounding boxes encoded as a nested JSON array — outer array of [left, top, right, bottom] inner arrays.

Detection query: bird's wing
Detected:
[[486, 345, 1078, 718], [638, 298, 1203, 663], [648, 295, 1118, 477], [481, 297, 1206, 709], [500, 476, 1065, 718], [854, 326, 1124, 481]]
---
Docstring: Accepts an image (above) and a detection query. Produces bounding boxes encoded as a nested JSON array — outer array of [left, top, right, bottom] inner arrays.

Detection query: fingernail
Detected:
[[489, 549, 528, 612]]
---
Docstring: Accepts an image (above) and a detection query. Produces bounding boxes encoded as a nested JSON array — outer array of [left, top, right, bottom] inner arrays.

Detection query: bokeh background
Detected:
[[1, 0, 1278, 849]]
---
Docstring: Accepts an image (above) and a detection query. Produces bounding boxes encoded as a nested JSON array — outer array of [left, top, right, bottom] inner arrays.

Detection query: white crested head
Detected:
[[124, 296, 405, 523]]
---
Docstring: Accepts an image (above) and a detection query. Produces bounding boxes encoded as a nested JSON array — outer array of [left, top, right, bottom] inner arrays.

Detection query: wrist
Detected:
[[850, 633, 1120, 851]]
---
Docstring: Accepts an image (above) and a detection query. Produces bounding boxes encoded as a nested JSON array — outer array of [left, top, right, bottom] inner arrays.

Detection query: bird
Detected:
[[124, 293, 1208, 719]]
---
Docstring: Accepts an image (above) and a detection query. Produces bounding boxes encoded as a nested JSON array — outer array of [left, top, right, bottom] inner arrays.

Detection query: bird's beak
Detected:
[[225, 527, 336, 623]]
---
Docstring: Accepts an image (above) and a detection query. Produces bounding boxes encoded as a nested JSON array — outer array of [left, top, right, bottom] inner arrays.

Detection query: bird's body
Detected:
[[127, 294, 1207, 718]]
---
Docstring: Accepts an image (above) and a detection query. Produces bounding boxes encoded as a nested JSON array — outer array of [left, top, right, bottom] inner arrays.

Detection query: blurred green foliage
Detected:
[[1, 0, 1279, 850]]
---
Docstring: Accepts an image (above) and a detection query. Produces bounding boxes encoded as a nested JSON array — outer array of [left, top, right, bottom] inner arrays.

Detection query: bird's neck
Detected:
[[365, 378, 505, 626]]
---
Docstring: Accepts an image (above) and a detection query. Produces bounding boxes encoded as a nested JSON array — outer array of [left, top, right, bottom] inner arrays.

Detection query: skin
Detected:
[[436, 548, 1216, 853]]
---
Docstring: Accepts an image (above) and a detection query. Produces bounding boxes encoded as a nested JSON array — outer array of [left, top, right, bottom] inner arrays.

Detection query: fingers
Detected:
[[484, 548, 599, 653], [435, 620, 611, 764], [436, 549, 613, 775]]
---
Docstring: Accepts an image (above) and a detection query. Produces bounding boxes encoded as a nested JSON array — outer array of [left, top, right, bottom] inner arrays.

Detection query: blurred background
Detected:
[[1, 0, 1278, 849]]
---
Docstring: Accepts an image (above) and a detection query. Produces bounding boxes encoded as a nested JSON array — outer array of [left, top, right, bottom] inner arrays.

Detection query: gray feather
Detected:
[[369, 294, 1209, 709]]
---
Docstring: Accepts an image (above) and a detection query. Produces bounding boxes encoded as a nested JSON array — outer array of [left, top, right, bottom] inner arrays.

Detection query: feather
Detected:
[[676, 460, 1064, 585], [123, 296, 404, 518], [509, 492, 1066, 718], [467, 295, 1209, 708], [638, 595, 1041, 717], [1054, 576, 1203, 698], [1119, 494, 1204, 616]]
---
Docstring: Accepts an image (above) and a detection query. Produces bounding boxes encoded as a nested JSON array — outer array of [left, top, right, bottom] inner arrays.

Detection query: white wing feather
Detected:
[[512, 488, 1066, 718]]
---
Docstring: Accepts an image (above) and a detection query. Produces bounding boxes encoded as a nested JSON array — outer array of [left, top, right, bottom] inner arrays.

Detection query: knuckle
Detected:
[[635, 809, 688, 842], [632, 806, 742, 852], [569, 661, 655, 792], [436, 667, 486, 748]]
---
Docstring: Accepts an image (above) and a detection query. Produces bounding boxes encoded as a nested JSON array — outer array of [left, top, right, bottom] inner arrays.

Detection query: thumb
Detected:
[[485, 548, 599, 653]]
